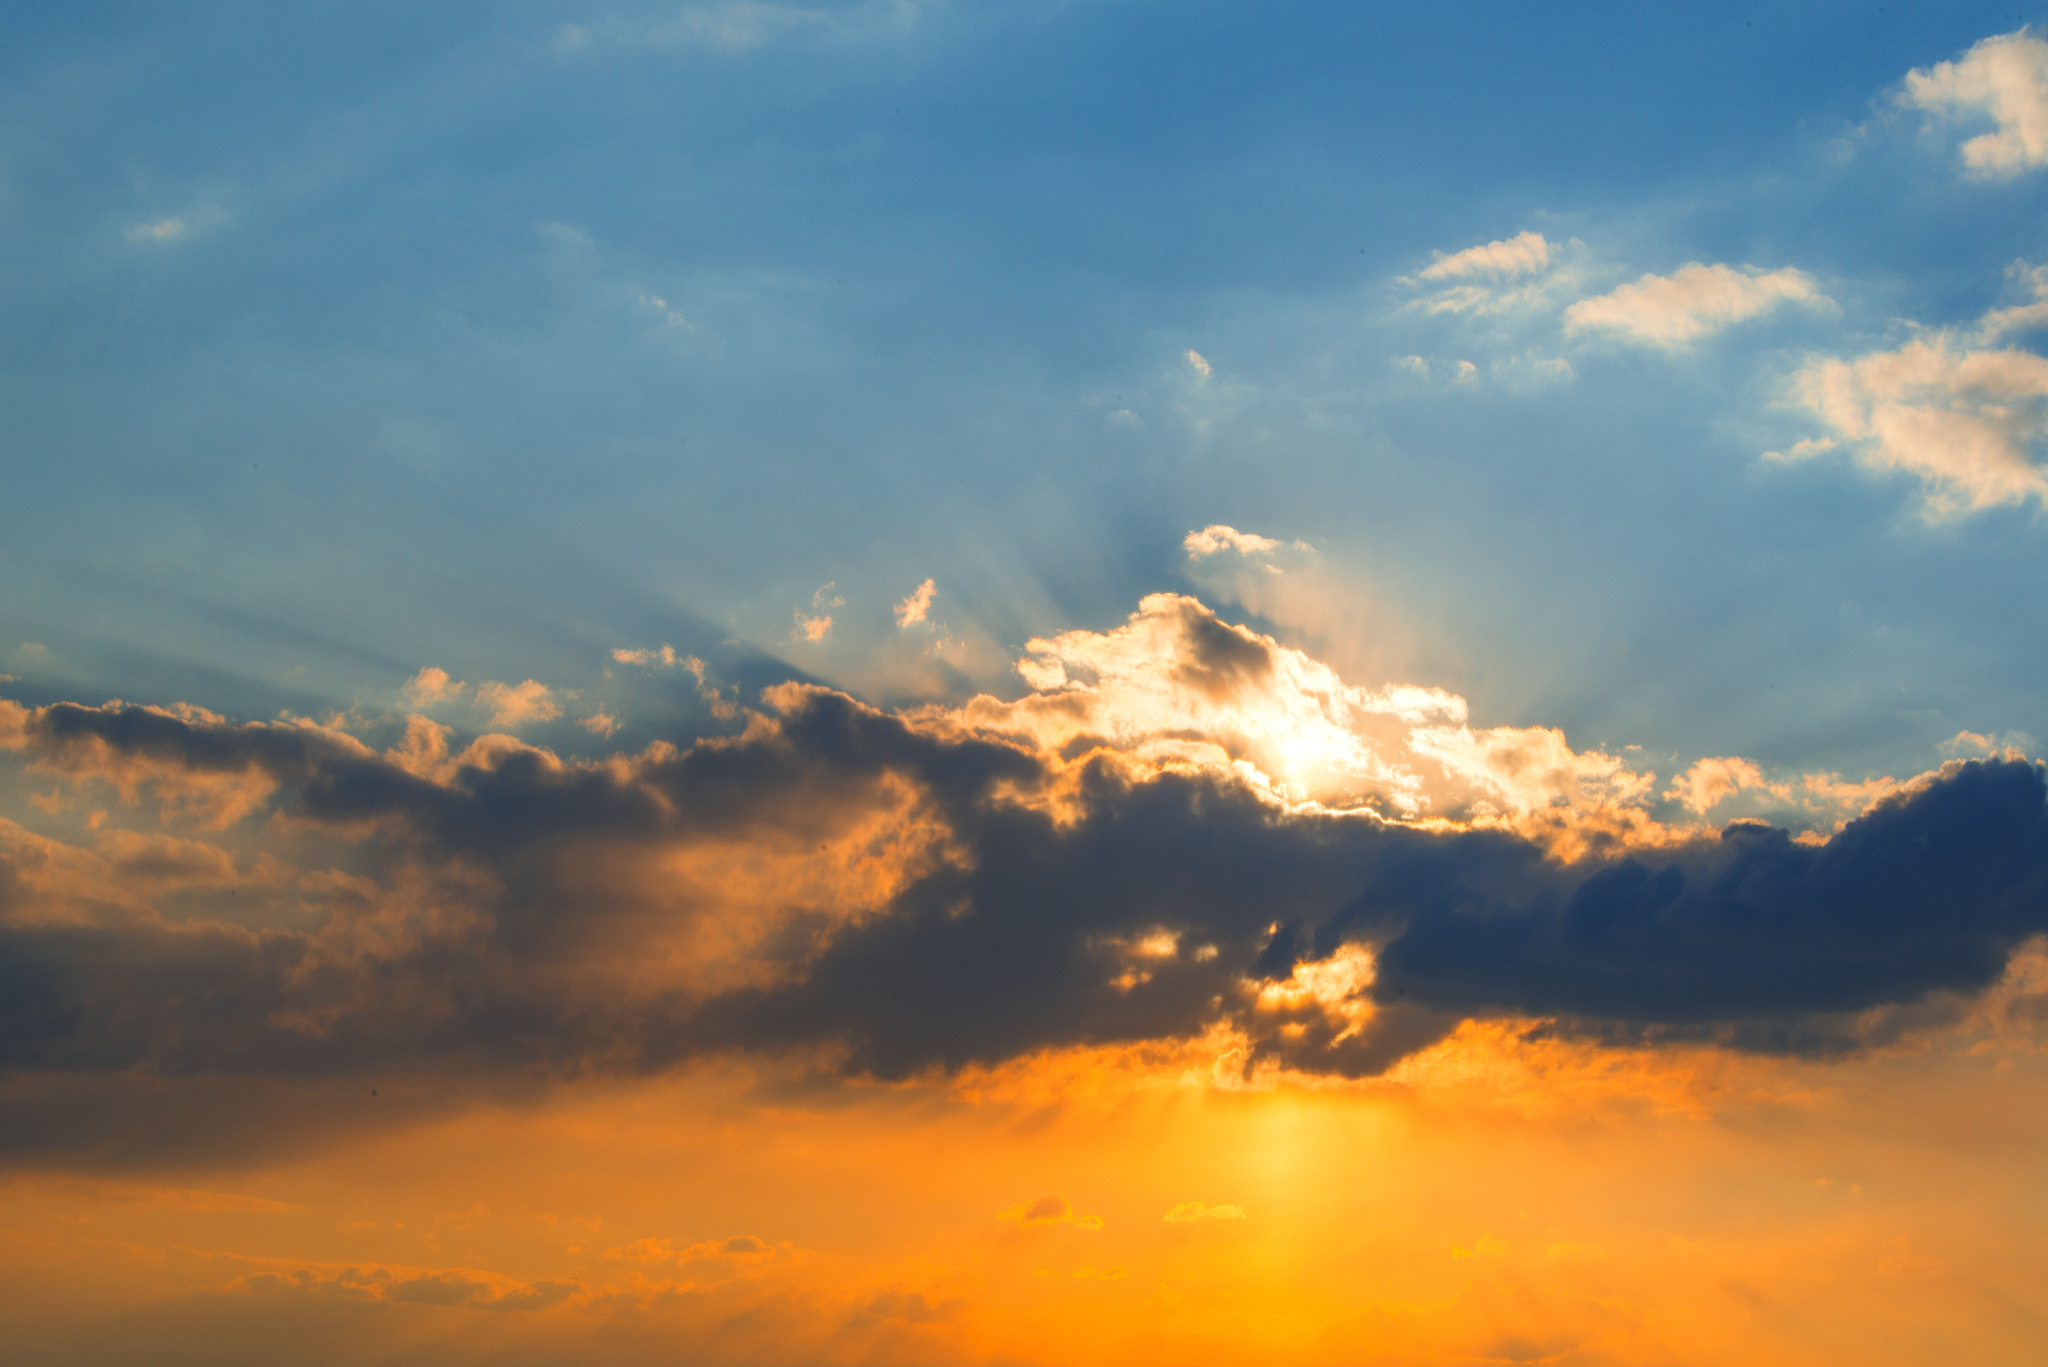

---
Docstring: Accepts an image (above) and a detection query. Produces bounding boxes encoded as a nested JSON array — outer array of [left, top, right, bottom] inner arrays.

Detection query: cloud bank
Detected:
[[2, 596, 2044, 1155]]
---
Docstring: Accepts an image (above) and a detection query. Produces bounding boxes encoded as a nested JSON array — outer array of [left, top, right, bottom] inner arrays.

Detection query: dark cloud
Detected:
[[3, 694, 2046, 1155]]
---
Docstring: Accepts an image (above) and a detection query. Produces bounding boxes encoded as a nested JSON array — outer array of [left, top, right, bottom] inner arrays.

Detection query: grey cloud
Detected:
[[3, 695, 2046, 1159]]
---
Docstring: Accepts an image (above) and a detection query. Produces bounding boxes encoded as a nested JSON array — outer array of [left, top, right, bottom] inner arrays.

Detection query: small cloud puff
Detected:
[[895, 578, 936, 628], [1564, 263, 1830, 348], [1185, 349, 1213, 379], [1163, 1201, 1247, 1222], [1184, 525, 1284, 558], [1001, 1195, 1103, 1230], [474, 680, 561, 728], [126, 218, 188, 242], [1416, 230, 1551, 281], [400, 667, 466, 708], [580, 710, 620, 737], [793, 583, 844, 643], [1900, 28, 2048, 178]]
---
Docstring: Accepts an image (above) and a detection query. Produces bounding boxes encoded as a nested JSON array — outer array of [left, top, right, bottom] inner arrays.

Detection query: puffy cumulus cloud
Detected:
[[1900, 28, 2048, 178], [894, 578, 936, 628], [1563, 263, 1831, 348], [2, 605, 2046, 1150], [474, 679, 562, 728], [1783, 328, 2048, 517], [1667, 757, 1780, 815], [400, 667, 466, 708], [1665, 757, 1910, 831], [936, 593, 1645, 824], [1183, 524, 1283, 558]]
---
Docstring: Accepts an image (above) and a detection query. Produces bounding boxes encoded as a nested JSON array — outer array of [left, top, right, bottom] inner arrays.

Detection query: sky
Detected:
[[4, 4, 2048, 1363]]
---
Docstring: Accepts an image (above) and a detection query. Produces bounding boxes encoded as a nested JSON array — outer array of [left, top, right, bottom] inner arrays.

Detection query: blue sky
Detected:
[[5, 1, 2046, 793]]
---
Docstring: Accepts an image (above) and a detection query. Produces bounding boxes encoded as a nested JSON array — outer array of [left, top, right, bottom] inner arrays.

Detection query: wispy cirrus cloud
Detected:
[[1401, 231, 1580, 317]]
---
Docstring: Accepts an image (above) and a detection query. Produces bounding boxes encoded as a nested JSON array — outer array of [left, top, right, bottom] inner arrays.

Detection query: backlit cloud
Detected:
[[473, 679, 562, 728], [1900, 28, 2048, 178], [2, 598, 2043, 1134], [400, 666, 466, 708], [1564, 263, 1830, 348], [1183, 525, 1281, 558], [894, 578, 936, 628]]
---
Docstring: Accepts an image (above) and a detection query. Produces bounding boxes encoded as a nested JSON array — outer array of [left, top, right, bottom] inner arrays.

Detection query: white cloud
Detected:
[[1401, 232, 1585, 316], [1416, 230, 1552, 281], [936, 593, 1650, 828], [1185, 349, 1212, 379], [1183, 525, 1282, 558], [1564, 263, 1830, 348], [1900, 28, 2048, 178], [894, 578, 936, 628], [1785, 334, 2048, 516]]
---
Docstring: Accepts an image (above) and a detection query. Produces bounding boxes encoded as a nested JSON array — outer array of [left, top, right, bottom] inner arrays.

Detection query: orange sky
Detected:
[[7, 1003, 2045, 1366]]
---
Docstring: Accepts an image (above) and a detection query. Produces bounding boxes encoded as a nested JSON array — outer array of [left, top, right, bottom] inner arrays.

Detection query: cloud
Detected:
[[793, 584, 843, 642], [1185, 349, 1212, 379], [1416, 231, 1551, 282], [125, 218, 188, 242], [400, 667, 466, 708], [1900, 28, 2048, 178], [232, 1260, 580, 1311], [1666, 757, 1784, 814], [581, 710, 621, 738], [473, 680, 562, 728], [1783, 332, 2048, 517], [1563, 263, 1830, 348], [2, 604, 2046, 1145], [1401, 233, 1582, 315], [613, 645, 685, 667], [1000, 1195, 1103, 1230], [894, 579, 936, 628], [1183, 525, 1282, 558], [1163, 1201, 1246, 1222]]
